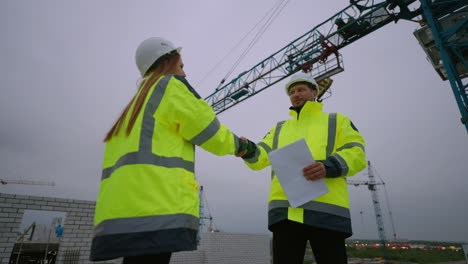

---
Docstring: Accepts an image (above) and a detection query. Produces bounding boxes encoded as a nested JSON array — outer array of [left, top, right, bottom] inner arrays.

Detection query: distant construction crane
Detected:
[[1, 179, 55, 186], [348, 161, 397, 260], [197, 186, 216, 244]]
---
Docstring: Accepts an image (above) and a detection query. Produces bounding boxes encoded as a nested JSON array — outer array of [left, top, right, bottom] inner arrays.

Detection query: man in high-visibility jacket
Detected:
[[90, 37, 255, 264], [243, 73, 367, 264]]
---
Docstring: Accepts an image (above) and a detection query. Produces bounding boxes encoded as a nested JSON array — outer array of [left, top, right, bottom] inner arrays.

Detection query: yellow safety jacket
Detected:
[[90, 74, 243, 261], [244, 101, 366, 237]]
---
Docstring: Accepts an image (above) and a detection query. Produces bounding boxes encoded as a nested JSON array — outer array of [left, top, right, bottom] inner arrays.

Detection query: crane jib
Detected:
[[204, 0, 422, 115]]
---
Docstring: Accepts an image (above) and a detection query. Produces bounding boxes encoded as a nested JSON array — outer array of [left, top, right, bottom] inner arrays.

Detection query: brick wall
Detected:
[[0, 193, 118, 264], [170, 232, 271, 264], [193, 232, 270, 264], [0, 193, 270, 264]]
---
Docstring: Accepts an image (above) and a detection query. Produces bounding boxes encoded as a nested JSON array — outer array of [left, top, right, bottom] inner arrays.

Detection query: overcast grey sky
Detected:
[[1, 0, 467, 243]]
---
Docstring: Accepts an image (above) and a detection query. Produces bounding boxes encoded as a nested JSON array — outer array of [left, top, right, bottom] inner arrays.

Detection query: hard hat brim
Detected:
[[285, 78, 318, 95]]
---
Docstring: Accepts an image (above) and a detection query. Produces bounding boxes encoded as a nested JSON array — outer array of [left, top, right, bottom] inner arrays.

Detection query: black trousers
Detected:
[[122, 253, 172, 264], [272, 220, 348, 264]]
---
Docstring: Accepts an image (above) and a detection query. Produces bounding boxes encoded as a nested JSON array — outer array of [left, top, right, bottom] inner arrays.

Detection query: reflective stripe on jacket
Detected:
[[90, 74, 242, 261], [244, 101, 366, 237]]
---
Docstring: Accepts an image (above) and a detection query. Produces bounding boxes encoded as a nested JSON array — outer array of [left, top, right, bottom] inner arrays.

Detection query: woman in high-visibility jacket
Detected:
[[90, 37, 255, 264]]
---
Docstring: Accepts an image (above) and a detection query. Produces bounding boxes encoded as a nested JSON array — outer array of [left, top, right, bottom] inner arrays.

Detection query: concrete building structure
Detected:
[[0, 193, 270, 264]]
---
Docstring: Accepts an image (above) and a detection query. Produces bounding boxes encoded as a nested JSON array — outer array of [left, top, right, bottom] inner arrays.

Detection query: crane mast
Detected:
[[367, 161, 387, 246], [205, 0, 419, 114], [348, 162, 390, 244], [417, 0, 468, 131], [348, 161, 398, 261], [197, 186, 214, 244]]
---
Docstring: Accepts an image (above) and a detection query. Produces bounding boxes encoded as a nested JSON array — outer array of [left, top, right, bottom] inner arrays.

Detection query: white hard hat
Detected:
[[285, 73, 319, 96], [135, 37, 182, 76]]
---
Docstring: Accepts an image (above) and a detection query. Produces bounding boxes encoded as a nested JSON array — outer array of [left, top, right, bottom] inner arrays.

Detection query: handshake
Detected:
[[235, 137, 257, 159]]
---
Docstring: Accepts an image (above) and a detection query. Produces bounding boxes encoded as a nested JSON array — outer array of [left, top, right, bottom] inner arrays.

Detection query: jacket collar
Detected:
[[289, 101, 323, 118]]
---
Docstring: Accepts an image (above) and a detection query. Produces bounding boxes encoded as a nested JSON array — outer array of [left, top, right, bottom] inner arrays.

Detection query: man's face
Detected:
[[289, 83, 317, 108]]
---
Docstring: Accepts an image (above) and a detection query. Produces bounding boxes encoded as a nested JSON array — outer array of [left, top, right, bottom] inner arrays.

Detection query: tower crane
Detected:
[[348, 161, 397, 243], [2, 167, 55, 186], [197, 186, 215, 244], [204, 0, 468, 132], [347, 161, 397, 259], [1, 179, 55, 186]]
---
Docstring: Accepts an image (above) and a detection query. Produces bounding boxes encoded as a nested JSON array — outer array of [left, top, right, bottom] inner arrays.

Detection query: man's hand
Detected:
[[303, 162, 326, 181]]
